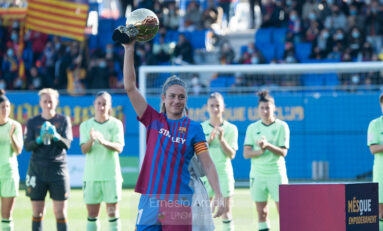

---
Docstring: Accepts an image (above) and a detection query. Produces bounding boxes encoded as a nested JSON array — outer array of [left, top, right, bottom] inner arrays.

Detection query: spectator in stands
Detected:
[[239, 52, 252, 64], [85, 52, 110, 89], [361, 41, 374, 61], [137, 0, 154, 10], [302, 0, 318, 21], [174, 33, 194, 64], [287, 10, 302, 42], [327, 43, 342, 60], [251, 50, 267, 64], [27, 31, 48, 64], [218, 0, 236, 26], [364, 0, 383, 53], [205, 30, 221, 52], [189, 73, 207, 95], [260, 0, 284, 28], [152, 35, 173, 64], [54, 45, 70, 90], [303, 17, 321, 42], [162, 2, 180, 30], [202, 5, 219, 29], [184, 1, 203, 31], [41, 41, 56, 88], [27, 66, 43, 90], [330, 29, 347, 52], [324, 4, 348, 32], [1, 47, 18, 89], [312, 28, 333, 58], [347, 4, 365, 30], [282, 41, 297, 63], [219, 40, 235, 64], [348, 26, 365, 59]]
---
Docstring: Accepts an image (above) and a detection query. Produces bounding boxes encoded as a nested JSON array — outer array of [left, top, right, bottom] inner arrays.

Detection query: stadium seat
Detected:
[[240, 45, 248, 55], [301, 74, 324, 86], [255, 28, 272, 44], [210, 77, 227, 88], [272, 28, 287, 44], [189, 30, 207, 49], [295, 42, 312, 62], [275, 43, 285, 61], [324, 73, 340, 86], [255, 43, 276, 62]]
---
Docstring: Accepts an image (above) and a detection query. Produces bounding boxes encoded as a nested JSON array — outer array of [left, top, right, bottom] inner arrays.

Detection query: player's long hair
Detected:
[[160, 75, 189, 116], [257, 90, 275, 105], [0, 89, 9, 104]]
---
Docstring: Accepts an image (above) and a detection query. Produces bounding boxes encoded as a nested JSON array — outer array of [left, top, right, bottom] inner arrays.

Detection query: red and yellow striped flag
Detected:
[[26, 0, 89, 41]]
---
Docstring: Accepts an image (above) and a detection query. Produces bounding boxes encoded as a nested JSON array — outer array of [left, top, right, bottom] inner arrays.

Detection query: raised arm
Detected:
[[122, 42, 147, 118]]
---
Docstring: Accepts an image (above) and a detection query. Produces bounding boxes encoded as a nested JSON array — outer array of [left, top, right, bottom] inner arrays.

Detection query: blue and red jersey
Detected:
[[135, 105, 208, 202]]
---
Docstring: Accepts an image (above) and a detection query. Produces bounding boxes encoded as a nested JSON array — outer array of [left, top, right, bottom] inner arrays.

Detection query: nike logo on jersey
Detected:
[[159, 128, 186, 144]]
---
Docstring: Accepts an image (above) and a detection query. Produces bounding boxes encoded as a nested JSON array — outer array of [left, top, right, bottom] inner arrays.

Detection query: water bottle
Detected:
[[42, 121, 52, 145]]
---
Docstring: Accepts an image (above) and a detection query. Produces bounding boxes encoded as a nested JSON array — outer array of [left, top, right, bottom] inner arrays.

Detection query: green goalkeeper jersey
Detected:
[[367, 116, 383, 169], [244, 119, 290, 177], [201, 120, 238, 175], [0, 119, 23, 178], [80, 117, 124, 181]]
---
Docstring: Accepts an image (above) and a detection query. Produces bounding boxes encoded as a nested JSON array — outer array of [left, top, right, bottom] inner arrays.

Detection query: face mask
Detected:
[[99, 61, 106, 68], [106, 48, 113, 54], [251, 57, 259, 64], [290, 15, 297, 21], [11, 33, 18, 41], [286, 56, 295, 63], [352, 32, 360, 38], [55, 43, 61, 50], [309, 13, 316, 20], [191, 77, 198, 85], [350, 10, 357, 15], [336, 33, 344, 40], [7, 49, 14, 57], [323, 32, 329, 39], [0, 81, 5, 89], [351, 75, 359, 84]]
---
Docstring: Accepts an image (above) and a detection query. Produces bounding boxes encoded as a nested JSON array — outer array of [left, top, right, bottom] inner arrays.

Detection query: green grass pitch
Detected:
[[12, 188, 279, 230]]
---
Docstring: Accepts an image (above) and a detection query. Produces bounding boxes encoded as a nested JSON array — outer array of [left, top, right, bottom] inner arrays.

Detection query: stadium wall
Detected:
[[10, 92, 377, 183]]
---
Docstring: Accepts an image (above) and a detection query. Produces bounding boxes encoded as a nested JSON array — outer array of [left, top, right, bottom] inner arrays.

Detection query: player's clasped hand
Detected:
[[36, 121, 50, 144], [47, 124, 60, 141], [211, 193, 225, 218]]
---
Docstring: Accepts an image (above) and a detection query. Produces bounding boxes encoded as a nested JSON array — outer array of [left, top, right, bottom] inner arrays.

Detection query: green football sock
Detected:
[[87, 217, 100, 231], [1, 219, 13, 231], [222, 219, 234, 231], [379, 218, 383, 231], [109, 217, 120, 231], [258, 221, 270, 231]]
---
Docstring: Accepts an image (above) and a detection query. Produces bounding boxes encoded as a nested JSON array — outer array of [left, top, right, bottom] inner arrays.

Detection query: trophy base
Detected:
[[112, 28, 133, 44]]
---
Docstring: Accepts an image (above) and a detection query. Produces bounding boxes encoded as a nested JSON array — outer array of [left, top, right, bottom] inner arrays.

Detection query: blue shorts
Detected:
[[135, 195, 192, 231]]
